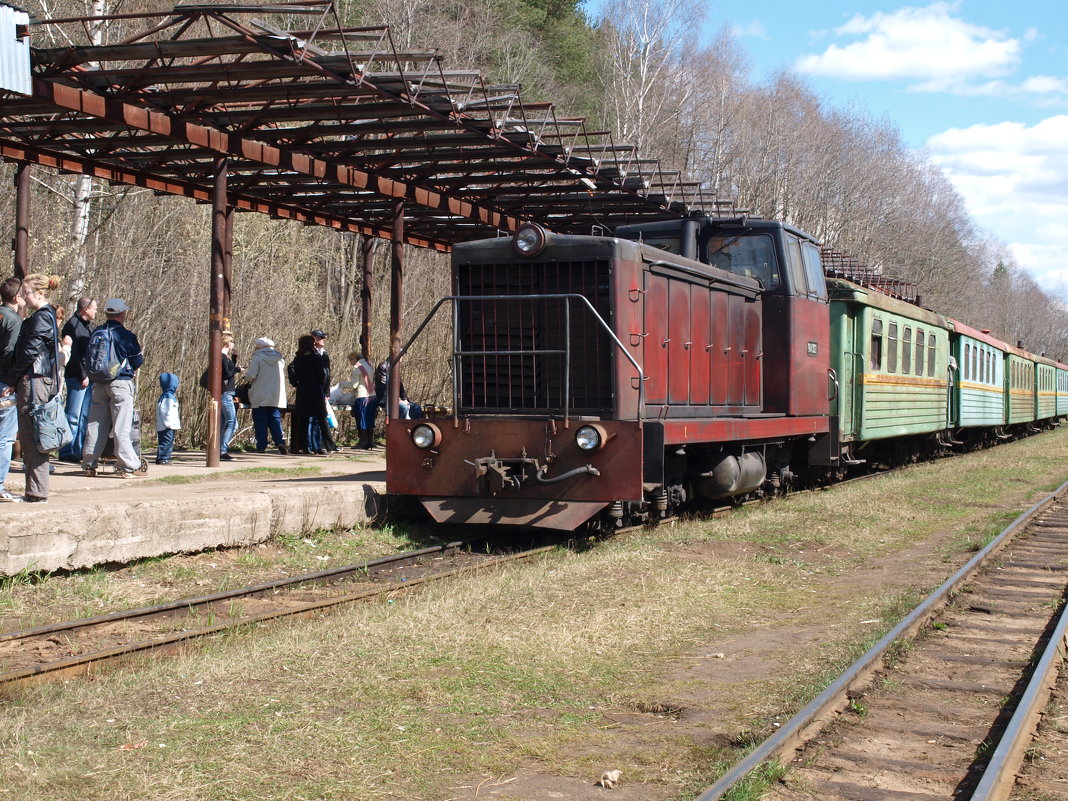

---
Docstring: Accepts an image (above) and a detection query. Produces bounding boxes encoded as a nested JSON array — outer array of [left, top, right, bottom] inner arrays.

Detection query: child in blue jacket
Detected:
[[156, 372, 181, 464]]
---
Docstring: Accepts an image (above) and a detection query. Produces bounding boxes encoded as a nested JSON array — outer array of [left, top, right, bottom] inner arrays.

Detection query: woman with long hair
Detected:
[[8, 273, 62, 502], [287, 334, 335, 454]]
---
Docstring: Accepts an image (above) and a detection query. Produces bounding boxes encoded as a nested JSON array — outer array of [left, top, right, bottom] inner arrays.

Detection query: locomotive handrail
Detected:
[[392, 293, 647, 426]]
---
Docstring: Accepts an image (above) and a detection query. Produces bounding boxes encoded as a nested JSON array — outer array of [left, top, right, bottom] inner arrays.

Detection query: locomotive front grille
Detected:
[[455, 259, 613, 414]]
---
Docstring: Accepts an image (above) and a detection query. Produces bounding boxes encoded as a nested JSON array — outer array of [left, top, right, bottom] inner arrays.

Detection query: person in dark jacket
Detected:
[[287, 334, 335, 455], [0, 277, 24, 502], [81, 297, 146, 478], [8, 273, 62, 502], [58, 296, 96, 462]]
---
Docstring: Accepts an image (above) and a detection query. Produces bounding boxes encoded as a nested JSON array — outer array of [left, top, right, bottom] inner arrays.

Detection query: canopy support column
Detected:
[[13, 163, 30, 279], [360, 235, 374, 359], [388, 202, 404, 422], [223, 203, 234, 332], [206, 157, 228, 467]]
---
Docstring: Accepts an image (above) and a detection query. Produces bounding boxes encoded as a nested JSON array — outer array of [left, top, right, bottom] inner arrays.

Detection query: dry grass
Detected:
[[2, 428, 1068, 800], [0, 521, 438, 631]]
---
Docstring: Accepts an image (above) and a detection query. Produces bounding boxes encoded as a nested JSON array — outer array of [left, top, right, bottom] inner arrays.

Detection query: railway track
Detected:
[[0, 540, 554, 693], [696, 479, 1068, 801]]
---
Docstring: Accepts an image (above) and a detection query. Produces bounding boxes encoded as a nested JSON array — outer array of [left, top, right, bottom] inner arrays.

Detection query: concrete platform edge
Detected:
[[0, 480, 384, 576]]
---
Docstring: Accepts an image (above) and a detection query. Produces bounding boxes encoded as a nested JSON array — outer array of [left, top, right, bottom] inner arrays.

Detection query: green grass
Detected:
[[2, 427, 1067, 799]]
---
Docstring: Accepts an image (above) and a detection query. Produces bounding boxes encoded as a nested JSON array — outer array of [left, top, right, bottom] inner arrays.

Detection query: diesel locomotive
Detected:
[[385, 217, 1066, 530]]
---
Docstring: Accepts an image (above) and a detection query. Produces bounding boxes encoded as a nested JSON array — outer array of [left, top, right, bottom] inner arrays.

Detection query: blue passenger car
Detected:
[[949, 320, 1006, 430]]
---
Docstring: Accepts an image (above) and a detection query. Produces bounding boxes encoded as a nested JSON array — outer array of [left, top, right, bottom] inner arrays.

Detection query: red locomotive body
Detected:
[[387, 217, 833, 530]]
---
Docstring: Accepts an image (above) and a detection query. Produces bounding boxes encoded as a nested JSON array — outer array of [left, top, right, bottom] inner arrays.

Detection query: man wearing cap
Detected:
[[81, 298, 146, 478], [308, 329, 336, 453], [244, 336, 289, 454]]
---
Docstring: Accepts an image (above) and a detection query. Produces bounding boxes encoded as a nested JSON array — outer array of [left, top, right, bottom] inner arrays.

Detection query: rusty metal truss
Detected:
[[0, 1, 735, 250], [821, 249, 919, 304]]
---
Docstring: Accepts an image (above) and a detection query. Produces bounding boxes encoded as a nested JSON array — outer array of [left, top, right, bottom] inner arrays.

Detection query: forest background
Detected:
[[3, 0, 1066, 447]]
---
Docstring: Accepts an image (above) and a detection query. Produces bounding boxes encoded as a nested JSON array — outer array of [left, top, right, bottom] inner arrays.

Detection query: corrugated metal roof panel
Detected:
[[0, 4, 30, 96]]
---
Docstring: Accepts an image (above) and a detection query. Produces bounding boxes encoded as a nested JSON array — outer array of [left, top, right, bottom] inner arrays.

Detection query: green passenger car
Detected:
[[1035, 356, 1058, 421], [829, 280, 951, 450], [1058, 365, 1068, 418], [1005, 351, 1036, 425]]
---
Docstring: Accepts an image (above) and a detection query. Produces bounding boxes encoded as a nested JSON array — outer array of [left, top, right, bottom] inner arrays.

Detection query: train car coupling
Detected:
[[464, 455, 600, 493]]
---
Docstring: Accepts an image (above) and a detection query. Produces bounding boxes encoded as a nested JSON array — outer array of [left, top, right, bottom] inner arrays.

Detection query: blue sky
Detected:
[[599, 1, 1068, 290]]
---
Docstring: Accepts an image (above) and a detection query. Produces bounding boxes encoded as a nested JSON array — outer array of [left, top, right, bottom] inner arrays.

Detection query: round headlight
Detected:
[[575, 425, 602, 451], [410, 423, 440, 449], [513, 223, 546, 257]]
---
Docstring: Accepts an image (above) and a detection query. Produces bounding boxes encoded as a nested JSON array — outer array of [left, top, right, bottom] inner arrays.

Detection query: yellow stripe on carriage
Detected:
[[859, 374, 947, 388], [959, 381, 1003, 393]]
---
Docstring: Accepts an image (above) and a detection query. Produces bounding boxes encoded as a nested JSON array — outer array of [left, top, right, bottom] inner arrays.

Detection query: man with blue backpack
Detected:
[[81, 297, 146, 478]]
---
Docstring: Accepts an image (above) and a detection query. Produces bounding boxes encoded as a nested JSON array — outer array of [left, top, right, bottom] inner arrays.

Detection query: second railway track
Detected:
[[699, 479, 1068, 801], [0, 539, 554, 693]]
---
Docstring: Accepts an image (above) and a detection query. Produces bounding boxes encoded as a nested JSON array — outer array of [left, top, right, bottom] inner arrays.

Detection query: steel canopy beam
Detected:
[[32, 78, 523, 237], [0, 139, 452, 251]]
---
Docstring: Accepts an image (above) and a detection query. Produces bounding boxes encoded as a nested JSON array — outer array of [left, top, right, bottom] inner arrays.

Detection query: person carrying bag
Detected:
[[9, 274, 68, 502], [28, 297, 73, 453]]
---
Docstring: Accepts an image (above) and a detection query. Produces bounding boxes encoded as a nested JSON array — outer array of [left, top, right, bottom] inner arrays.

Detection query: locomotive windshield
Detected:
[[703, 234, 780, 290], [636, 234, 682, 255]]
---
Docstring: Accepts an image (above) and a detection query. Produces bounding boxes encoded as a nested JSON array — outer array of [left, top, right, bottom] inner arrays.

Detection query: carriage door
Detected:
[[668, 279, 691, 404], [644, 272, 669, 406]]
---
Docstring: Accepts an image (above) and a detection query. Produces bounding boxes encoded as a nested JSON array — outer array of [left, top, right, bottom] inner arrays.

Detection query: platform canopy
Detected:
[[0, 1, 736, 249]]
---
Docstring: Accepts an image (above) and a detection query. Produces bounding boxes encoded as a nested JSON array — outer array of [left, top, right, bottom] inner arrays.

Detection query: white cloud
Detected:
[[730, 20, 767, 40], [928, 116, 1068, 289], [796, 3, 1020, 86]]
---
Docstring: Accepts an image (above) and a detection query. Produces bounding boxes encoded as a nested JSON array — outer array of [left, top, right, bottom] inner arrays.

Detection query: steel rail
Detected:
[[0, 545, 556, 690], [0, 542, 463, 644], [969, 576, 1068, 801], [693, 477, 1068, 801]]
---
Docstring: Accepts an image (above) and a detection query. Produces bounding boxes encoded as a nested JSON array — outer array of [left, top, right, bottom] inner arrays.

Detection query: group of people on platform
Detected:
[[0, 271, 421, 504], [0, 274, 145, 504]]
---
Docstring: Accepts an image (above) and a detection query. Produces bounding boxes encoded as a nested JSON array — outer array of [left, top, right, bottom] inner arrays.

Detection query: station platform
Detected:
[[0, 449, 386, 576]]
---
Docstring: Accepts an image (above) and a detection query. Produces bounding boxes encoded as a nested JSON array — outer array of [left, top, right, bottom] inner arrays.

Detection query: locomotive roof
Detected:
[[453, 230, 762, 298], [613, 216, 821, 246], [827, 278, 949, 328], [705, 217, 820, 245]]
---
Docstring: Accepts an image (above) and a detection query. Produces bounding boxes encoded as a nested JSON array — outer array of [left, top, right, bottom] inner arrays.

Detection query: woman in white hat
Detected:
[[243, 337, 288, 454]]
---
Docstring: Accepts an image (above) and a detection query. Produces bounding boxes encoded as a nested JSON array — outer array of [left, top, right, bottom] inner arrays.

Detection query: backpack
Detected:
[[85, 325, 127, 382]]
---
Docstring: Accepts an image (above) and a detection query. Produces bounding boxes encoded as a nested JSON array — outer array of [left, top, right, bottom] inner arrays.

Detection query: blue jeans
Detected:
[[354, 396, 378, 429], [252, 406, 285, 451], [156, 428, 175, 462], [220, 390, 237, 454], [60, 377, 92, 460], [307, 416, 322, 452], [0, 384, 16, 487]]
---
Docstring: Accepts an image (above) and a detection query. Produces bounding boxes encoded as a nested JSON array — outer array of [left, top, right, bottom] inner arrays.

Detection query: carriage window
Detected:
[[801, 241, 828, 300], [964, 344, 971, 380], [915, 328, 924, 376], [887, 323, 898, 373], [902, 327, 912, 373], [971, 345, 978, 381], [705, 234, 780, 290], [928, 334, 936, 377], [785, 236, 808, 296], [870, 318, 883, 370]]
